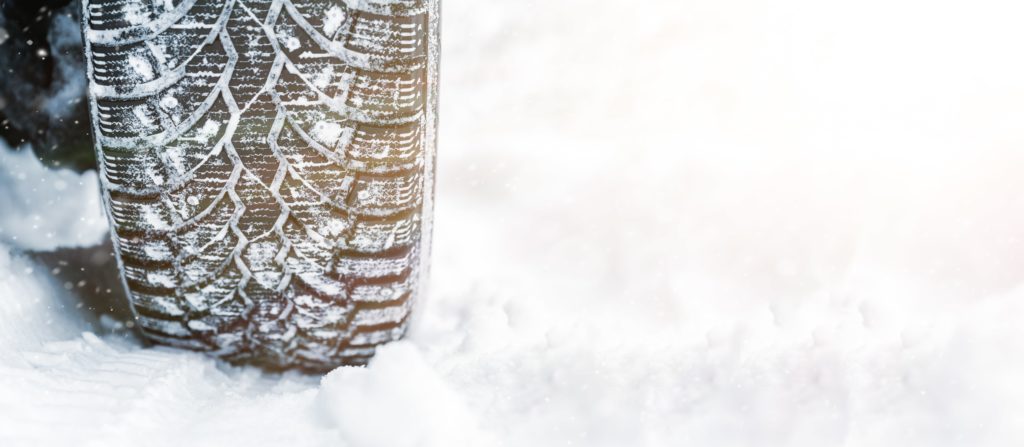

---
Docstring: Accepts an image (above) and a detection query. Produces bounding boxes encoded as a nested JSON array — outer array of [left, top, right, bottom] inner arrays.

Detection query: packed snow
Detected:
[[3, 0, 1024, 445]]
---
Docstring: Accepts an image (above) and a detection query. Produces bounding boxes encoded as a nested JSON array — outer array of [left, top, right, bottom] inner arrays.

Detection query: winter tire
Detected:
[[81, 0, 439, 371]]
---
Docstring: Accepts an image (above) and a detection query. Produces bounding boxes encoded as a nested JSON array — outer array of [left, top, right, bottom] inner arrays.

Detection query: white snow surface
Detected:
[[0, 146, 108, 250], [4, 0, 1024, 445]]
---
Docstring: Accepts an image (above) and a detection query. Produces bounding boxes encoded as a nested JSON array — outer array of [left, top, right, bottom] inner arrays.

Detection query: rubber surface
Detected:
[[81, 0, 439, 371]]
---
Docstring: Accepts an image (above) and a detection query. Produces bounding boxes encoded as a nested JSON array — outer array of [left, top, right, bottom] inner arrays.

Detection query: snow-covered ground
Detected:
[[4, 0, 1024, 445]]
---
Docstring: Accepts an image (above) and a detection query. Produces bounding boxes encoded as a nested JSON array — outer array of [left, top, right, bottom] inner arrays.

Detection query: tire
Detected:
[[80, 0, 439, 371]]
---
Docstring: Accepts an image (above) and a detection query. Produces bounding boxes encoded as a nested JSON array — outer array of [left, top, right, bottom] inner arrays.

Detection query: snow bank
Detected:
[[3, 0, 1024, 445], [0, 245, 89, 358], [0, 139, 104, 357], [0, 142, 107, 251]]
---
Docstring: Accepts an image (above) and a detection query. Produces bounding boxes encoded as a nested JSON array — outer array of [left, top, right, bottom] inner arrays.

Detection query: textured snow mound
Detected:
[[0, 246, 90, 355], [3, 0, 1024, 445], [0, 146, 107, 251]]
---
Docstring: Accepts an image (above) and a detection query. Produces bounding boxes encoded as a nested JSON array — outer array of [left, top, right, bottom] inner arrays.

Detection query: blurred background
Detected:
[[2, 0, 1024, 445]]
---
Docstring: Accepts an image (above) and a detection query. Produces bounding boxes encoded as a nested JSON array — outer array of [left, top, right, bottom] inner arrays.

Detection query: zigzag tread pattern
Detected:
[[83, 0, 437, 371]]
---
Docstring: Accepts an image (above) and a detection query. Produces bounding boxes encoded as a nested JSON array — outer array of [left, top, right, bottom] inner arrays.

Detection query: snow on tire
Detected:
[[81, 0, 439, 371]]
